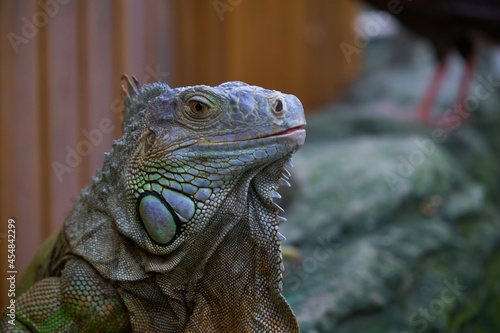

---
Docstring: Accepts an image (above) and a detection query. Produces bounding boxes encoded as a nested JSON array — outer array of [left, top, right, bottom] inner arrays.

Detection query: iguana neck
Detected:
[[158, 162, 293, 330], [64, 151, 286, 285]]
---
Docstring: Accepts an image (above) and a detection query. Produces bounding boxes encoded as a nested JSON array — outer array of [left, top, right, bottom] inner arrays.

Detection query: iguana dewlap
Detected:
[[1, 78, 305, 332]]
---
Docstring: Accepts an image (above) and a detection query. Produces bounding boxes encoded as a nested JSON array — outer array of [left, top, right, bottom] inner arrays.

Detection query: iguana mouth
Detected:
[[266, 125, 305, 138], [247, 125, 305, 141]]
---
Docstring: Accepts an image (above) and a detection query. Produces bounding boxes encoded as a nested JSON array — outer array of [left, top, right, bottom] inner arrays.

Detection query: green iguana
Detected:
[[1, 77, 306, 332]]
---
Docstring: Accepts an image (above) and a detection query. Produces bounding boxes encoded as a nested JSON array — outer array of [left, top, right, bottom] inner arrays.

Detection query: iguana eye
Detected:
[[183, 95, 217, 122], [176, 88, 228, 128], [189, 100, 209, 114]]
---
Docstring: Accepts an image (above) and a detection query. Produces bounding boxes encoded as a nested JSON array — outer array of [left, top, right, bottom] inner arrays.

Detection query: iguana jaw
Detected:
[[191, 125, 306, 156]]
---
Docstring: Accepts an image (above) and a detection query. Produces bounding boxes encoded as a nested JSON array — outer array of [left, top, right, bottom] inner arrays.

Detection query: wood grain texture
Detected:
[[171, 0, 360, 109]]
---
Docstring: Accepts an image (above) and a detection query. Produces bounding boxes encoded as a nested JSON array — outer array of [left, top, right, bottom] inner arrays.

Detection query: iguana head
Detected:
[[119, 78, 305, 254]]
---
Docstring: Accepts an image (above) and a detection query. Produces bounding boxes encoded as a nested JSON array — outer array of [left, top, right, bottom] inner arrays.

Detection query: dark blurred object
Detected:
[[363, 0, 500, 125]]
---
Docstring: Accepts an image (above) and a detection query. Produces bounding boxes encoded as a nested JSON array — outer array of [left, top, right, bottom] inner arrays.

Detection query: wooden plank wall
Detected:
[[172, 0, 360, 110], [0, 0, 359, 309]]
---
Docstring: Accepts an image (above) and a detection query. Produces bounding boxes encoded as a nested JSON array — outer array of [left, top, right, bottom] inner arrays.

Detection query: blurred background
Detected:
[[1, 1, 500, 332]]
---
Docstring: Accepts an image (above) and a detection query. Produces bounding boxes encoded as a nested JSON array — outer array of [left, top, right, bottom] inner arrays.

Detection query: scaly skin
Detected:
[[0, 78, 306, 332]]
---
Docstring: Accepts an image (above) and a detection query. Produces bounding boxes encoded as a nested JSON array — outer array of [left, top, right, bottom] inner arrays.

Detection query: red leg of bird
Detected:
[[415, 57, 447, 123], [439, 53, 476, 132], [457, 53, 476, 109]]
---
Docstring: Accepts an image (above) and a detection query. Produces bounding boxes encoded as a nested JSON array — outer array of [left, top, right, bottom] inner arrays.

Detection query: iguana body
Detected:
[[1, 78, 306, 332]]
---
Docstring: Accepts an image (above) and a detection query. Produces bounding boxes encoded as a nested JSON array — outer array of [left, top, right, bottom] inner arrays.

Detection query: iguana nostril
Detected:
[[275, 100, 283, 112], [271, 98, 286, 115], [267, 93, 287, 115]]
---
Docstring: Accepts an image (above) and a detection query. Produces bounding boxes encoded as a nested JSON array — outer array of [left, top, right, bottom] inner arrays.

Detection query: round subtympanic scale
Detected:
[[139, 195, 177, 244]]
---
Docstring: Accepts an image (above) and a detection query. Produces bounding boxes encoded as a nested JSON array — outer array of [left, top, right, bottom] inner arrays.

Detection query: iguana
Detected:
[[0, 77, 306, 332]]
